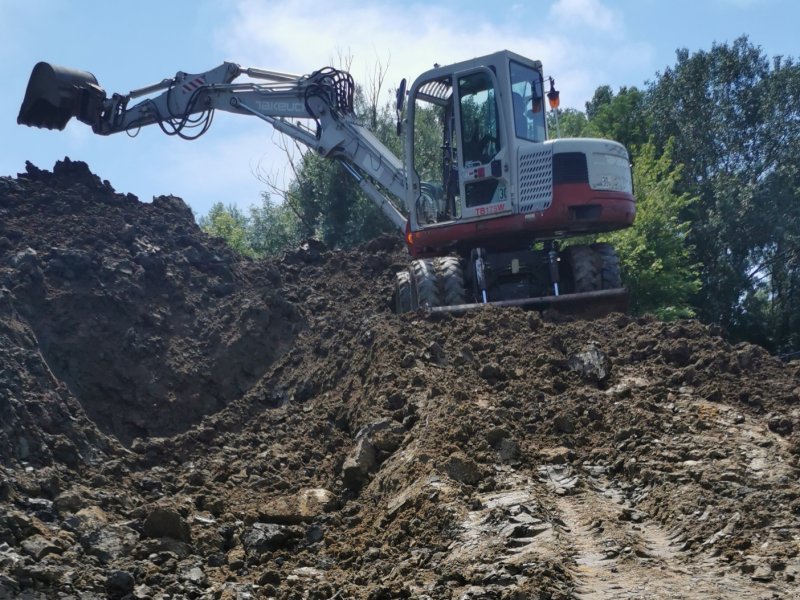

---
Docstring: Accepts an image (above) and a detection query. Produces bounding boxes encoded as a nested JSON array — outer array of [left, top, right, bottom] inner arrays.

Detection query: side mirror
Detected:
[[395, 78, 407, 136], [395, 78, 407, 113]]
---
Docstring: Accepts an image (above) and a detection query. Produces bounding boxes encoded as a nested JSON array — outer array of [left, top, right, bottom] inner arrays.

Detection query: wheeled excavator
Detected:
[[18, 51, 635, 315]]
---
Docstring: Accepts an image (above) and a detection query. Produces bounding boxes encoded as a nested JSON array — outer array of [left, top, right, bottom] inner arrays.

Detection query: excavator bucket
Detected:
[[18, 62, 105, 130]]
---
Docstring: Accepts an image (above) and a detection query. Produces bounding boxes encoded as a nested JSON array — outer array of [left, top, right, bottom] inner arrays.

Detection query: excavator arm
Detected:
[[18, 61, 408, 232]]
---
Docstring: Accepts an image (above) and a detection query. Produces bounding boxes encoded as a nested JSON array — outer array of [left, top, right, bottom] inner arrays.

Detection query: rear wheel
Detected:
[[566, 245, 601, 292], [591, 243, 622, 289]]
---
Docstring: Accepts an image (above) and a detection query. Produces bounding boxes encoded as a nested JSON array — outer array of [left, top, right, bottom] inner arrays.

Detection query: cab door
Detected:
[[455, 68, 511, 219]]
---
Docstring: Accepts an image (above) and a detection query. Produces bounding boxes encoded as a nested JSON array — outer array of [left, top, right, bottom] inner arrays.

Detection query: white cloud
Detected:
[[210, 1, 579, 107], [169, 0, 655, 211], [548, 0, 620, 34], [209, 0, 651, 109]]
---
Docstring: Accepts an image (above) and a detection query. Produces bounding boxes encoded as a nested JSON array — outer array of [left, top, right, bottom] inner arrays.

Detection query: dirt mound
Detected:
[[0, 160, 300, 449], [0, 162, 798, 599]]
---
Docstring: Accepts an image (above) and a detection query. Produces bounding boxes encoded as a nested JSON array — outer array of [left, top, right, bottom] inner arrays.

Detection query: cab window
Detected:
[[458, 71, 499, 166]]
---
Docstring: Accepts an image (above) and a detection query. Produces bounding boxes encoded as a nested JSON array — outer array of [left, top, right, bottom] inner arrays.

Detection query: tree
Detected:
[[598, 141, 700, 318], [548, 108, 588, 138], [261, 56, 403, 250], [247, 195, 304, 257], [198, 195, 304, 259], [582, 86, 650, 151], [647, 36, 800, 351], [198, 203, 253, 257]]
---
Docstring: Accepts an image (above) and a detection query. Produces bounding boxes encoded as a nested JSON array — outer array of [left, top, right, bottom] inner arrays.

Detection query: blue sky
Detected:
[[1, 0, 796, 219]]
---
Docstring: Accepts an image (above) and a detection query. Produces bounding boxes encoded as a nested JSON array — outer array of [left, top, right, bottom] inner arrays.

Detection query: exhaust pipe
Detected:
[[18, 62, 106, 131]]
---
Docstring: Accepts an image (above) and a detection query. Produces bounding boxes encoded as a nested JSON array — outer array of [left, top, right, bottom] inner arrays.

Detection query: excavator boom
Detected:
[[18, 61, 409, 233]]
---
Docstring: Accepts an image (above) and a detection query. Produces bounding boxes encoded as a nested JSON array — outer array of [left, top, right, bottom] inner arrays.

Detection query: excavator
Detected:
[[17, 51, 635, 315]]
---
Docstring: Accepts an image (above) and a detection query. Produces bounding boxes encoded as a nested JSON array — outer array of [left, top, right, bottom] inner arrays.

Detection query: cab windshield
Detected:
[[510, 61, 546, 142]]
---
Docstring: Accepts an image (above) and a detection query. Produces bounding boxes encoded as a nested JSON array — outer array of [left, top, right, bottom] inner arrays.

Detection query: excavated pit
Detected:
[[0, 160, 798, 599], [0, 160, 301, 447]]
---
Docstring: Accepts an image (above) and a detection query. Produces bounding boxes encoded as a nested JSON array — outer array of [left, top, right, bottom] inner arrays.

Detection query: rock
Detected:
[[479, 363, 505, 382], [539, 446, 573, 464], [54, 491, 85, 514], [369, 422, 407, 453], [0, 543, 26, 570], [486, 427, 510, 446], [20, 534, 63, 560], [259, 488, 334, 524], [496, 438, 519, 462], [568, 344, 611, 382], [0, 573, 20, 597], [80, 523, 139, 564], [443, 453, 483, 486], [553, 415, 575, 434], [132, 537, 192, 559], [18, 563, 67, 585], [143, 507, 191, 543], [750, 564, 774, 582], [207, 552, 226, 567], [424, 341, 447, 365], [242, 523, 296, 554], [306, 524, 324, 543], [258, 569, 281, 585], [768, 416, 793, 436], [342, 438, 377, 491], [105, 570, 135, 598], [179, 564, 208, 587]]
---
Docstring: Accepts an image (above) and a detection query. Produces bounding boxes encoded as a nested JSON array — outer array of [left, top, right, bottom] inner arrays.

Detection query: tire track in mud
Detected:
[[541, 465, 780, 599]]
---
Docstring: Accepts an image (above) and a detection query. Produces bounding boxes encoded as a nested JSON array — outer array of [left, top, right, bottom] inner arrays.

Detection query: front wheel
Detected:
[[435, 256, 466, 306], [393, 256, 465, 313], [394, 270, 413, 314]]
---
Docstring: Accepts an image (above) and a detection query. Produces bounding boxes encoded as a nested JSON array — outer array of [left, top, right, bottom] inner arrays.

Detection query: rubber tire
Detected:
[[410, 258, 441, 309], [566, 245, 601, 293], [394, 270, 413, 314], [435, 256, 466, 306], [591, 243, 622, 289]]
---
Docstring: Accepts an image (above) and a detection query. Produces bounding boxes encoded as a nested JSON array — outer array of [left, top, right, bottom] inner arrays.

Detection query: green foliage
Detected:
[[247, 195, 304, 257], [283, 150, 395, 250], [599, 141, 700, 319], [547, 108, 588, 138], [555, 37, 799, 351], [548, 86, 649, 149], [276, 80, 402, 250], [581, 86, 650, 151], [199, 196, 303, 258], [412, 103, 448, 182], [646, 36, 800, 351], [198, 203, 254, 257]]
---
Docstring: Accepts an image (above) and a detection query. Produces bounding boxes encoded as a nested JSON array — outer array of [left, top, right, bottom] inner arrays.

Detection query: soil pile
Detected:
[[0, 161, 798, 599]]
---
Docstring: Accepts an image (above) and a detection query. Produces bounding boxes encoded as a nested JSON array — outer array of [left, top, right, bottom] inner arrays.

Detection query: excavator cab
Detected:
[[18, 62, 106, 131], [406, 50, 550, 234]]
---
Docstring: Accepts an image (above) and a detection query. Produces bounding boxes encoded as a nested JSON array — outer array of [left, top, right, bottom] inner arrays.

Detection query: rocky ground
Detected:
[[0, 160, 798, 599]]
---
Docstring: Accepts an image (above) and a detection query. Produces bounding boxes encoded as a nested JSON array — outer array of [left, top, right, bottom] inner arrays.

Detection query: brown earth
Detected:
[[0, 160, 798, 599]]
